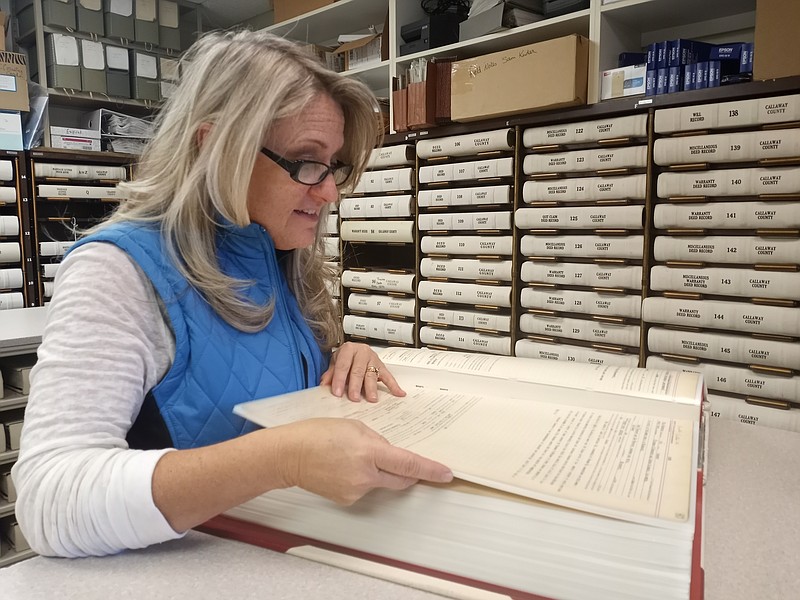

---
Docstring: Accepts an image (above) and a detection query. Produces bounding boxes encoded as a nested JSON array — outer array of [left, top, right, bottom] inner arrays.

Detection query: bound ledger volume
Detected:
[[203, 348, 705, 600]]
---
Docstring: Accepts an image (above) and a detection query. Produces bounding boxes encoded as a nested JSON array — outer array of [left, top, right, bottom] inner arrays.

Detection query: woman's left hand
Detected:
[[320, 342, 405, 402]]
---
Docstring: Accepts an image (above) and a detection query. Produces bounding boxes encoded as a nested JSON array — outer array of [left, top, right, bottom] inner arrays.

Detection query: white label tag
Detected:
[[0, 75, 17, 92], [53, 35, 80, 67], [79, 0, 103, 11], [81, 40, 105, 70], [110, 0, 133, 17], [136, 52, 158, 79], [159, 0, 179, 27], [136, 0, 157, 21], [159, 57, 179, 80], [106, 46, 129, 71]]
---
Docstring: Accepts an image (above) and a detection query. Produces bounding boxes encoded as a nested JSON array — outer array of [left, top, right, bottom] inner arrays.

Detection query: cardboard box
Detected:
[[159, 0, 181, 51], [450, 34, 589, 123], [50, 135, 101, 151], [0, 12, 8, 51], [77, 0, 105, 36], [103, 0, 135, 40], [754, 0, 800, 80], [601, 64, 646, 100], [0, 52, 29, 112], [274, 0, 336, 23], [333, 33, 388, 71]]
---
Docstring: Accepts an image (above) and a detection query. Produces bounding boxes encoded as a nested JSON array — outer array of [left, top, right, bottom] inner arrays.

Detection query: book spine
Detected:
[[340, 221, 414, 243], [352, 167, 414, 194], [418, 185, 511, 208], [341, 270, 415, 293], [654, 128, 800, 166], [0, 291, 24, 310], [653, 235, 800, 264], [419, 258, 514, 281], [323, 237, 339, 259], [0, 187, 17, 204], [419, 326, 511, 356], [343, 315, 415, 344], [420, 235, 514, 256], [515, 205, 644, 229], [41, 262, 63, 279], [416, 128, 514, 159], [0, 216, 19, 236], [323, 214, 338, 235], [367, 144, 415, 169], [520, 313, 641, 346], [36, 185, 126, 199], [515, 339, 639, 367], [649, 265, 800, 300], [656, 93, 800, 134], [340, 195, 414, 218], [34, 163, 81, 178], [520, 235, 645, 259], [347, 293, 416, 317], [706, 394, 800, 431], [647, 326, 800, 369], [91, 166, 127, 180], [657, 166, 800, 197], [648, 356, 800, 404], [654, 201, 800, 229], [524, 146, 648, 174], [419, 157, 513, 184], [521, 261, 643, 289], [694, 62, 708, 90], [0, 160, 12, 181], [521, 114, 647, 147], [521, 288, 642, 319], [0, 268, 23, 289], [417, 280, 513, 307], [523, 174, 647, 203], [419, 307, 512, 332], [418, 211, 513, 232], [0, 242, 21, 263], [642, 296, 800, 336]]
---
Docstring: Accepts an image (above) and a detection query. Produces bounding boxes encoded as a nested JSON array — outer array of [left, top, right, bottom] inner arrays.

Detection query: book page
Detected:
[[377, 348, 701, 404], [235, 385, 695, 527]]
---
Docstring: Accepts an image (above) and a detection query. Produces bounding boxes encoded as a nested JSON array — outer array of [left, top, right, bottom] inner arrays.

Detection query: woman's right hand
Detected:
[[274, 418, 453, 505]]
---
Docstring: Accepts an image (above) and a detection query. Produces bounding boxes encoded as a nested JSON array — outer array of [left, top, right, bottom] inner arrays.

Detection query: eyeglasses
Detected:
[[260, 147, 353, 187]]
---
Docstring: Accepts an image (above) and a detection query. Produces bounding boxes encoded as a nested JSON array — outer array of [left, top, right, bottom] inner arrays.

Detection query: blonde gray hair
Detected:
[[97, 29, 381, 351]]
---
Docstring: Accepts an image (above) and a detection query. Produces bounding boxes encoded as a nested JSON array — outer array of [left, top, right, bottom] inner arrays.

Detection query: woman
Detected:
[[13, 30, 452, 558]]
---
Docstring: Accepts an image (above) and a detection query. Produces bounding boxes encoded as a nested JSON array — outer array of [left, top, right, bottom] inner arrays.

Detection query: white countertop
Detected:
[[1, 418, 799, 599]]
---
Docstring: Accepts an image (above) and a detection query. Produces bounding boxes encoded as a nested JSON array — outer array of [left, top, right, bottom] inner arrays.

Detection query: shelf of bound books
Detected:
[[513, 113, 649, 367], [645, 91, 800, 426], [414, 129, 517, 356], [0, 152, 36, 310], [340, 144, 417, 348], [28, 149, 135, 306]]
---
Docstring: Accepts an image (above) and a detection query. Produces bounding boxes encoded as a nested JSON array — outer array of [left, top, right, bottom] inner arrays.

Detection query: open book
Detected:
[[202, 349, 706, 600]]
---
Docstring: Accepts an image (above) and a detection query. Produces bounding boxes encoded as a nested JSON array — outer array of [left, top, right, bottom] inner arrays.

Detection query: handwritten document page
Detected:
[[235, 385, 695, 527]]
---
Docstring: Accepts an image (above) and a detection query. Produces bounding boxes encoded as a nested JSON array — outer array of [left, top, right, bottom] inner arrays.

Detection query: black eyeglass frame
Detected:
[[260, 147, 353, 187]]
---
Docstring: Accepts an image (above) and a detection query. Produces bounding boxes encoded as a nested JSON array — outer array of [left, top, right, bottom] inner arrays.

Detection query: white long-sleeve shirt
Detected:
[[12, 242, 185, 557]]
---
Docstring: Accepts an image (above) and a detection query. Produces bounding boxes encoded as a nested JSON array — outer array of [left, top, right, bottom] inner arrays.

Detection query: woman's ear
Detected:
[[196, 123, 212, 147]]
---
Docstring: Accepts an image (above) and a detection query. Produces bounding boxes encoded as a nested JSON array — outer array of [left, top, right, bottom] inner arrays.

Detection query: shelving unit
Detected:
[[28, 148, 135, 305], [13, 0, 205, 145], [0, 306, 47, 569], [0, 151, 36, 310], [267, 0, 758, 129]]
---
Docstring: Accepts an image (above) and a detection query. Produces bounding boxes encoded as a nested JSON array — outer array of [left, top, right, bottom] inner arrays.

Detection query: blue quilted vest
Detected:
[[69, 221, 328, 449]]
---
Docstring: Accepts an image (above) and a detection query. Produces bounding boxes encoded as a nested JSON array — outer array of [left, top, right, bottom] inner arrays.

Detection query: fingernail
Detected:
[[333, 386, 343, 397], [437, 470, 454, 483]]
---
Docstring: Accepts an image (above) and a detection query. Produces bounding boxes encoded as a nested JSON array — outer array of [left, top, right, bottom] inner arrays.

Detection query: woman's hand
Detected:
[[276, 418, 453, 505], [320, 342, 405, 402]]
